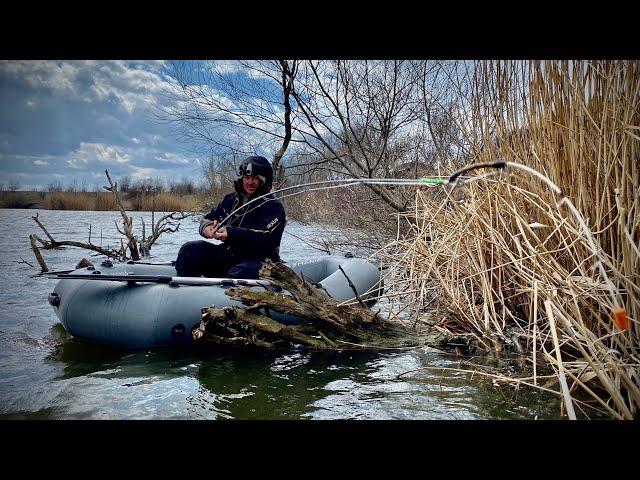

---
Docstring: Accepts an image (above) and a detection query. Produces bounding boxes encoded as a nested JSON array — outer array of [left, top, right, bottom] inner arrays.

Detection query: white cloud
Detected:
[[68, 142, 131, 167], [128, 165, 165, 179], [1, 60, 263, 190], [7, 153, 59, 163], [211, 61, 246, 76], [67, 158, 88, 169], [154, 152, 190, 165], [214, 60, 277, 82], [1, 60, 80, 94], [114, 151, 130, 164], [1, 60, 171, 114]]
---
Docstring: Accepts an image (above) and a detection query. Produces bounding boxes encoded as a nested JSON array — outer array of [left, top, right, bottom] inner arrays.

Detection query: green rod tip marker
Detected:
[[420, 177, 445, 185]]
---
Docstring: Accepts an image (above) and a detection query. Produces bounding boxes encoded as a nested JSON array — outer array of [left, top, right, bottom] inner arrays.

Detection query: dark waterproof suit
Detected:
[[175, 182, 286, 279]]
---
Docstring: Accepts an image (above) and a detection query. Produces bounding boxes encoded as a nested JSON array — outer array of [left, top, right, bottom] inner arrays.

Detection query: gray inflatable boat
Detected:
[[48, 255, 382, 348]]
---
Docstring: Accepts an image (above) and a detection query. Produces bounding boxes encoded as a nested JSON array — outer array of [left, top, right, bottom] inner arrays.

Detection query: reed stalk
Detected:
[[378, 60, 639, 419]]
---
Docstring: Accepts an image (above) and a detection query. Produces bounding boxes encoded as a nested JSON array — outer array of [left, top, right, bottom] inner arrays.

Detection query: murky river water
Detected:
[[0, 209, 564, 419]]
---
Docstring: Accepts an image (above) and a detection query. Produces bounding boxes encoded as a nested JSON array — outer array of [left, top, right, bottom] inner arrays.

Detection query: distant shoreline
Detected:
[[0, 190, 203, 212]]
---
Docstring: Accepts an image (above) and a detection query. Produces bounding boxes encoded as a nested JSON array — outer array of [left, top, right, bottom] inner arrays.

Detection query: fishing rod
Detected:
[[212, 161, 508, 233], [54, 273, 272, 288], [213, 177, 447, 232], [496, 161, 623, 314]]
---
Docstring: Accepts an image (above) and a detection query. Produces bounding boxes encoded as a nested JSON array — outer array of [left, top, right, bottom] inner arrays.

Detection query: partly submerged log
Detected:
[[194, 259, 446, 350]]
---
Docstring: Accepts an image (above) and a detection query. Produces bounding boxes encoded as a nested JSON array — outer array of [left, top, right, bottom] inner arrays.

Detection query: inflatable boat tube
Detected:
[[49, 255, 383, 348]]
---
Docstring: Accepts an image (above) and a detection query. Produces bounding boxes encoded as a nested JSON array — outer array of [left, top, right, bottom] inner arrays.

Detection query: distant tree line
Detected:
[[43, 176, 208, 196]]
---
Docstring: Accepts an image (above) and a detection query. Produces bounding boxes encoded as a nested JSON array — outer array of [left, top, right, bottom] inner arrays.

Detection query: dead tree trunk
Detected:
[[104, 169, 139, 260], [29, 234, 49, 272], [194, 259, 446, 350]]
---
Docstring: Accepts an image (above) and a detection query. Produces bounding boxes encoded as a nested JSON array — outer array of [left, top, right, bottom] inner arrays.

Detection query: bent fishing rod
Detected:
[[212, 161, 508, 234]]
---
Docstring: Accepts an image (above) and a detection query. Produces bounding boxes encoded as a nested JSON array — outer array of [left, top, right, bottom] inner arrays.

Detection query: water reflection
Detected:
[[192, 349, 377, 419]]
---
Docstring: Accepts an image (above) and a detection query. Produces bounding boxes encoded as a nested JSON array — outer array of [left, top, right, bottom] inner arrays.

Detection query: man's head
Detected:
[[236, 155, 273, 197]]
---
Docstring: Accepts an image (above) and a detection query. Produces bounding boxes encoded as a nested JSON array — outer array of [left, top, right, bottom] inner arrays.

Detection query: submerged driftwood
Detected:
[[193, 259, 447, 351]]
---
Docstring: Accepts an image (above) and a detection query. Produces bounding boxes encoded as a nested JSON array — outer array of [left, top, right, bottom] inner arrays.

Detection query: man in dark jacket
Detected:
[[175, 155, 286, 279]]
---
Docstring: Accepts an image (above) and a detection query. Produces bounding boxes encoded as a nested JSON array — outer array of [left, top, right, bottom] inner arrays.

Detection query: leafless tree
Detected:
[[159, 60, 299, 187], [286, 60, 428, 212], [65, 179, 79, 193], [119, 175, 132, 192], [8, 177, 20, 194], [199, 154, 235, 199], [48, 181, 63, 193], [139, 211, 187, 257]]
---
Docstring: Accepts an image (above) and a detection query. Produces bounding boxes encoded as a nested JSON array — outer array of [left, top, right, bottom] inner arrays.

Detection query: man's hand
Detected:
[[212, 226, 228, 241], [203, 221, 218, 238], [204, 221, 228, 241]]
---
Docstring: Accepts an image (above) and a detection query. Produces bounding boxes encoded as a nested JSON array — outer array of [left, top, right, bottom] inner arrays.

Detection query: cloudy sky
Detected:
[[0, 60, 207, 191]]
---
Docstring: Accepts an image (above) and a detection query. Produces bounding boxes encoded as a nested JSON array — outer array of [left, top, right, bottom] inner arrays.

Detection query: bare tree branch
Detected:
[[104, 169, 140, 260], [140, 211, 193, 256], [29, 234, 48, 272]]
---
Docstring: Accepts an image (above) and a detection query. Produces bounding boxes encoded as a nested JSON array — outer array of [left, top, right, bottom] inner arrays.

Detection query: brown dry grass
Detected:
[[29, 191, 201, 212], [129, 192, 201, 212], [377, 60, 639, 419], [41, 192, 117, 211]]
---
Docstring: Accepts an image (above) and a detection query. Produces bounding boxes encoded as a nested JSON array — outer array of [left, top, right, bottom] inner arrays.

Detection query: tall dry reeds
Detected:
[[379, 61, 639, 419], [130, 192, 201, 212], [42, 192, 117, 211], [92, 192, 118, 211], [36, 191, 201, 212]]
